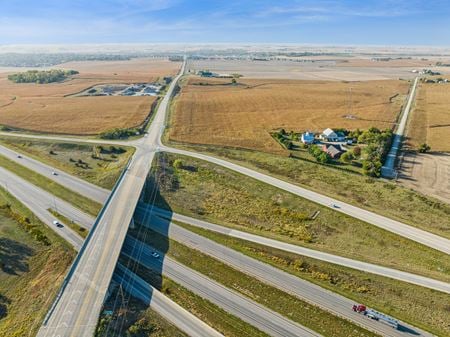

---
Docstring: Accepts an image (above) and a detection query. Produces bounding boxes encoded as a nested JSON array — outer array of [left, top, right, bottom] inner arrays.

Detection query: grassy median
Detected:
[[0, 154, 101, 216], [175, 220, 450, 337], [129, 227, 379, 337], [0, 187, 75, 336], [144, 152, 450, 284]]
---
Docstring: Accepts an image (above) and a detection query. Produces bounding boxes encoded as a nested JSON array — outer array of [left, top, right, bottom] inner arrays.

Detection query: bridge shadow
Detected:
[[99, 173, 174, 336], [397, 324, 421, 335]]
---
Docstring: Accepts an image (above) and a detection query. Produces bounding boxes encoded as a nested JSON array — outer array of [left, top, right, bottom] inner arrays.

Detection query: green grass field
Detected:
[[145, 153, 450, 284], [0, 187, 75, 337], [129, 227, 378, 337], [0, 137, 134, 190], [0, 154, 101, 216], [164, 142, 450, 240], [177, 221, 450, 337]]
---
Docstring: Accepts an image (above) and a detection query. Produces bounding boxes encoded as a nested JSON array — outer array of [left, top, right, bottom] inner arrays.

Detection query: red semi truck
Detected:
[[352, 304, 399, 329]]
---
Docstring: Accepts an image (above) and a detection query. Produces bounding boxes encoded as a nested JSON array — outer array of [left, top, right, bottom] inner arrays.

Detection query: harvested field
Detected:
[[0, 58, 181, 134], [170, 77, 410, 153], [186, 59, 448, 81], [398, 152, 450, 204], [406, 81, 450, 152]]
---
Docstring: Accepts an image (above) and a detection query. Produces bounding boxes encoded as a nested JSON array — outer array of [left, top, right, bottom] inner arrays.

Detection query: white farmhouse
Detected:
[[320, 128, 346, 142]]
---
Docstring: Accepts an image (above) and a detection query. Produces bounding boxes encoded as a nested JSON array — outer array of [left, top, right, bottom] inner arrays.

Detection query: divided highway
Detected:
[[142, 207, 450, 294], [122, 236, 322, 337], [135, 212, 432, 337]]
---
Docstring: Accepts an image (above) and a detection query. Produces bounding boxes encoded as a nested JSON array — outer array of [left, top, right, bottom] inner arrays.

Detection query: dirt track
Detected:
[[397, 152, 450, 204]]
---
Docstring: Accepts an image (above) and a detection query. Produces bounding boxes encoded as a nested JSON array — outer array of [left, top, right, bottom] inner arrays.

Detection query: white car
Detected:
[[51, 171, 58, 176], [53, 220, 63, 228]]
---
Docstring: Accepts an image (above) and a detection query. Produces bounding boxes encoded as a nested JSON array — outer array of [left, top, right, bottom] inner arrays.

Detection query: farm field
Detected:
[[0, 187, 75, 336], [186, 58, 450, 81], [146, 153, 450, 282], [169, 77, 410, 153], [398, 152, 450, 204], [0, 58, 181, 134], [406, 81, 450, 152]]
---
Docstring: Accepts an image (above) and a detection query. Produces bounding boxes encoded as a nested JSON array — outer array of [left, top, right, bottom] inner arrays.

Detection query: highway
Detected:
[[0, 166, 86, 249], [36, 59, 186, 337], [122, 236, 322, 337], [135, 213, 432, 337], [113, 264, 225, 337], [1, 158, 436, 336], [2, 142, 447, 294], [0, 142, 110, 204], [159, 145, 450, 255], [382, 77, 419, 178], [139, 206, 450, 294]]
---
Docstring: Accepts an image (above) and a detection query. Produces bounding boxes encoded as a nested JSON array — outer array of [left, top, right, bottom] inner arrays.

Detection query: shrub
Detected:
[[418, 143, 431, 153], [173, 159, 183, 169]]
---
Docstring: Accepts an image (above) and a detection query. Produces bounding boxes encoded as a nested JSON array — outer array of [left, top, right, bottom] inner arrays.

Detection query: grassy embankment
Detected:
[[48, 208, 88, 238], [0, 154, 101, 216], [0, 137, 134, 189], [145, 153, 450, 283], [0, 187, 75, 337], [176, 220, 450, 337], [129, 227, 378, 337], [119, 256, 269, 337]]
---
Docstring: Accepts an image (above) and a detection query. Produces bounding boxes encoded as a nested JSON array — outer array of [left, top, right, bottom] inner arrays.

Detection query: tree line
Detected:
[[8, 69, 79, 84]]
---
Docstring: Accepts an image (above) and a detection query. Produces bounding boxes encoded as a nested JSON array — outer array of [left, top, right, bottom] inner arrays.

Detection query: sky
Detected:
[[0, 0, 450, 45]]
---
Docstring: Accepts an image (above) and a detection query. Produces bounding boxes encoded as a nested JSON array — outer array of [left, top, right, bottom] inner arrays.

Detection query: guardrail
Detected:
[[42, 157, 132, 325]]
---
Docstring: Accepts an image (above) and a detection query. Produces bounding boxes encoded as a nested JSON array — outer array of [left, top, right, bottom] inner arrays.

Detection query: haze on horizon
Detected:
[[0, 0, 450, 46]]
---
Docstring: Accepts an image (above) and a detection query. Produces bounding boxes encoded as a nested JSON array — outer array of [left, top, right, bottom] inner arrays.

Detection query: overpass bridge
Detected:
[[36, 59, 186, 337]]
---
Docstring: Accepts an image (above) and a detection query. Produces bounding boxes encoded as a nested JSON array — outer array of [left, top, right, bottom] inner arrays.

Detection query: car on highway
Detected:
[[51, 171, 58, 176], [53, 220, 63, 228], [17, 154, 22, 158]]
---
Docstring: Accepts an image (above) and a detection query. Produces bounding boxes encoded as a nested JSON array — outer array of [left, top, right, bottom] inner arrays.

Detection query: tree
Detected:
[[352, 146, 361, 158], [231, 78, 237, 85], [317, 152, 331, 164], [362, 159, 382, 177], [418, 143, 431, 153], [340, 151, 354, 164], [173, 159, 183, 169]]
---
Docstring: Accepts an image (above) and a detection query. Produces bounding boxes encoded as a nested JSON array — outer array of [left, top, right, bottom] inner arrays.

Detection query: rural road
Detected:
[[141, 206, 450, 294], [135, 211, 432, 337], [382, 77, 419, 178], [122, 236, 322, 337], [36, 59, 186, 337]]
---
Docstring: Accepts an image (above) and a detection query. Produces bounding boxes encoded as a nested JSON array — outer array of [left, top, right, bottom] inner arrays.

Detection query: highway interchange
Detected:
[[0, 59, 447, 337]]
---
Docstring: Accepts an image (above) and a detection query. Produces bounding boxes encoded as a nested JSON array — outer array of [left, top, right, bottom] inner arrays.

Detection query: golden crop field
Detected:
[[407, 81, 450, 152], [0, 58, 181, 134], [169, 77, 410, 153]]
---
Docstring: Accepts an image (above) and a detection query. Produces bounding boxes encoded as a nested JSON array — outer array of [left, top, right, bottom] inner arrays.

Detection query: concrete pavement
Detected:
[[141, 206, 450, 294], [134, 212, 432, 337], [122, 236, 322, 337], [36, 59, 186, 337]]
